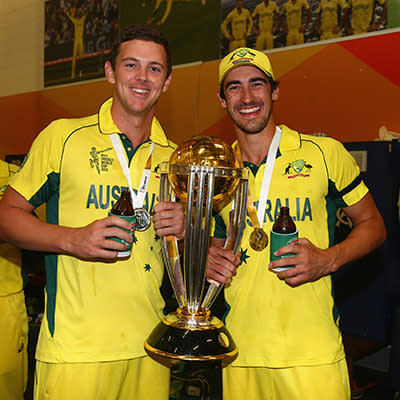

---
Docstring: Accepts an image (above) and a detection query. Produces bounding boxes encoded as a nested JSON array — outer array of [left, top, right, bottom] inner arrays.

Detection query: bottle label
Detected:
[[270, 229, 298, 272], [107, 212, 136, 258]]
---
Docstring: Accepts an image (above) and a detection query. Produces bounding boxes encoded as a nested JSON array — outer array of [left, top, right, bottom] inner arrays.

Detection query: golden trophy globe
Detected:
[[144, 135, 248, 367]]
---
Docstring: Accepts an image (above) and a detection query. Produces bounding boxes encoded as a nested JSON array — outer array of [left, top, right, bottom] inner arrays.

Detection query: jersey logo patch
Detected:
[[283, 159, 312, 179], [89, 147, 113, 174]]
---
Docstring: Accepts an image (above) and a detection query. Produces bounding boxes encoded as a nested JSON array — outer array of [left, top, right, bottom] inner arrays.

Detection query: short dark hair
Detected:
[[219, 75, 279, 100], [110, 24, 172, 77]]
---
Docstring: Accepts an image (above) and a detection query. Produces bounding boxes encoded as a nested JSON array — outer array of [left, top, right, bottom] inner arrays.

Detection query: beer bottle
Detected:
[[270, 207, 298, 271], [110, 190, 135, 216], [108, 190, 136, 258]]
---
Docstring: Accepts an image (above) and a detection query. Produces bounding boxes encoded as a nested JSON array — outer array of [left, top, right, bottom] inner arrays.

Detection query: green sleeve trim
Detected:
[[45, 253, 58, 337], [29, 172, 60, 209], [213, 213, 227, 239]]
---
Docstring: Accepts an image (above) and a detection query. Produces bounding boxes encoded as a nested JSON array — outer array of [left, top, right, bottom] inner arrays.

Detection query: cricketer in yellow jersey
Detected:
[[316, 0, 348, 40], [346, 0, 388, 35], [281, 0, 312, 46], [0, 24, 185, 400], [252, 0, 280, 50], [65, 7, 87, 79], [206, 47, 386, 400], [221, 0, 253, 53], [0, 160, 28, 400]]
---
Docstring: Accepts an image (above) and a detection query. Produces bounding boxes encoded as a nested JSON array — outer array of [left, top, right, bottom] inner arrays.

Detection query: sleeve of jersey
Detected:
[[212, 213, 227, 239], [325, 138, 369, 208], [246, 10, 253, 35], [10, 120, 65, 208], [221, 13, 232, 39]]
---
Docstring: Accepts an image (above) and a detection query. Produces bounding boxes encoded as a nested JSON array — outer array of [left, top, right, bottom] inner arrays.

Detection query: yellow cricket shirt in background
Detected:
[[252, 1, 280, 33], [0, 160, 22, 296], [216, 125, 368, 367], [348, 0, 386, 34], [222, 7, 253, 41], [282, 0, 311, 31], [316, 0, 348, 36], [10, 98, 176, 363]]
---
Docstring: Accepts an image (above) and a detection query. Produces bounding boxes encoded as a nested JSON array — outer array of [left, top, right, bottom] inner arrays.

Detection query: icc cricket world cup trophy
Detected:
[[144, 135, 248, 367]]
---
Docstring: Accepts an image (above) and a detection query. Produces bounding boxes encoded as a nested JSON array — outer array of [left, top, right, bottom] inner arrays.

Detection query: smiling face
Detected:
[[218, 65, 279, 135], [105, 39, 171, 119]]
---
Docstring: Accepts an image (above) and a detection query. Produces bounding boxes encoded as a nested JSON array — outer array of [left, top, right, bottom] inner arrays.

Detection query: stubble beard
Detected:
[[228, 103, 273, 135]]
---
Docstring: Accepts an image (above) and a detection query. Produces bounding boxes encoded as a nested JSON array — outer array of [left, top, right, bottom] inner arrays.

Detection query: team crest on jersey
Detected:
[[154, 164, 161, 174], [283, 159, 312, 179], [89, 146, 113, 175]]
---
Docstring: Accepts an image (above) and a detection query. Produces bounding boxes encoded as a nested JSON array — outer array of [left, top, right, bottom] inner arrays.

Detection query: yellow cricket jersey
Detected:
[[348, 0, 385, 33], [10, 98, 176, 363], [282, 0, 311, 31], [67, 13, 87, 41], [252, 1, 280, 33], [0, 160, 22, 296], [216, 125, 368, 367], [316, 0, 347, 33], [222, 7, 253, 41]]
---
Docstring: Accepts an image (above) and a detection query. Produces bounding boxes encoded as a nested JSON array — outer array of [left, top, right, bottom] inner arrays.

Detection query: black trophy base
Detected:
[[144, 307, 238, 368]]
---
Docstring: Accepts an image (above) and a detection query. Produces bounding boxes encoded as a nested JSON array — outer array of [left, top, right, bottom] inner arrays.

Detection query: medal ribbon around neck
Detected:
[[110, 133, 154, 231], [234, 126, 282, 251]]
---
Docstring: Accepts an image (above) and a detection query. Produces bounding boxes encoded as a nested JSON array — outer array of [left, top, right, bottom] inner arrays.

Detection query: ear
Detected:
[[162, 73, 172, 93], [272, 86, 279, 102], [104, 61, 115, 84], [217, 91, 227, 109]]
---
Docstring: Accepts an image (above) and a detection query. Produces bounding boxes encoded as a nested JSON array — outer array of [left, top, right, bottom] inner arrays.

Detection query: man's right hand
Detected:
[[206, 244, 240, 285], [63, 216, 133, 260], [0, 186, 135, 261]]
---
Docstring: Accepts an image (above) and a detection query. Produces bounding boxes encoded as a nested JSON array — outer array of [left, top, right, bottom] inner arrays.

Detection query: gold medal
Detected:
[[249, 228, 268, 251]]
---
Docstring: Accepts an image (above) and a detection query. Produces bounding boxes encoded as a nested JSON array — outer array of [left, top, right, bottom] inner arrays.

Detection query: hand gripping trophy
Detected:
[[145, 135, 248, 367]]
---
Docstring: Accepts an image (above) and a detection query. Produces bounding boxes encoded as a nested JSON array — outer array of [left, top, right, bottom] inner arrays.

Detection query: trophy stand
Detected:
[[144, 136, 248, 367]]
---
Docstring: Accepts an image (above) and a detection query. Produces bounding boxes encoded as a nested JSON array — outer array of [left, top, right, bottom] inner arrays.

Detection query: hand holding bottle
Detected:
[[270, 207, 298, 272], [107, 190, 136, 258]]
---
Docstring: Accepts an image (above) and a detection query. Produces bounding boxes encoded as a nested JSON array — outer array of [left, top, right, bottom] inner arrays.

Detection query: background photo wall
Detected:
[[44, 0, 120, 87], [44, 0, 399, 87], [220, 0, 390, 56]]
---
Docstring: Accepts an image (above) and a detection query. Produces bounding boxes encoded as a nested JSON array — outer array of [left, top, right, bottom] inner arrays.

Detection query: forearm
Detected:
[[0, 186, 87, 256], [328, 216, 386, 272], [327, 195, 386, 272], [221, 20, 231, 39], [0, 187, 134, 259], [247, 18, 253, 36], [0, 205, 72, 253]]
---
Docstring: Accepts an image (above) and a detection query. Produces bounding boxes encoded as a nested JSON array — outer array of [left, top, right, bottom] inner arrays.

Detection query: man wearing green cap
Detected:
[[207, 47, 386, 400]]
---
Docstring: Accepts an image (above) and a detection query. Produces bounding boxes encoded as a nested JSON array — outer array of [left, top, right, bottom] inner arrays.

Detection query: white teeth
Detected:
[[240, 106, 260, 114], [133, 88, 149, 94]]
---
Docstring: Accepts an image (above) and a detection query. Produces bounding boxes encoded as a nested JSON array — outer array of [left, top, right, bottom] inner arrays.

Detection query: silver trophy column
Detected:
[[145, 135, 248, 367]]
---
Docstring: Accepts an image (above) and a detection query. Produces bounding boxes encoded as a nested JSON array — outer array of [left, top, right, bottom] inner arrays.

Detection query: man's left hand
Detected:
[[269, 238, 338, 287], [153, 201, 185, 240]]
